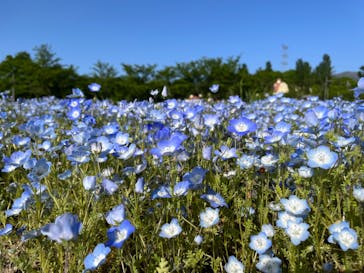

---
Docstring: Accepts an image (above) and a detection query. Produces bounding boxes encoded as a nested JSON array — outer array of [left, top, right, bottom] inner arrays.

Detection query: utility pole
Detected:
[[11, 68, 15, 102], [281, 44, 288, 71]]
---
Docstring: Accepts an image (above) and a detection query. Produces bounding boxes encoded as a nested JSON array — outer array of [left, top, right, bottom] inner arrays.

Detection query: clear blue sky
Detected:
[[1, 0, 363, 75]]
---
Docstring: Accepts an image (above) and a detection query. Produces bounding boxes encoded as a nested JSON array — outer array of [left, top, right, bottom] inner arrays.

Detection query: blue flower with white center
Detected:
[[88, 83, 101, 92], [67, 106, 82, 120], [102, 179, 118, 195], [27, 158, 52, 183], [209, 84, 219, 93], [276, 211, 303, 229], [237, 154, 256, 169], [105, 220, 135, 248], [200, 189, 228, 208], [264, 131, 284, 144], [275, 121, 291, 134], [280, 195, 310, 217], [249, 232, 272, 255], [183, 166, 207, 190], [41, 213, 82, 243], [261, 224, 275, 238], [285, 221, 310, 245], [199, 207, 219, 228], [227, 117, 257, 136], [224, 255, 245, 273], [83, 176, 96, 191], [83, 243, 111, 272], [2, 149, 32, 172], [215, 145, 237, 160], [353, 185, 364, 202], [67, 88, 84, 98], [0, 224, 13, 236], [6, 187, 33, 217], [332, 227, 359, 251], [333, 136, 356, 148], [306, 145, 338, 170], [327, 221, 350, 244], [256, 255, 282, 273], [203, 114, 220, 129], [173, 181, 191, 196], [260, 154, 279, 168], [105, 204, 125, 225], [159, 218, 182, 239], [151, 185, 172, 199], [298, 166, 313, 178]]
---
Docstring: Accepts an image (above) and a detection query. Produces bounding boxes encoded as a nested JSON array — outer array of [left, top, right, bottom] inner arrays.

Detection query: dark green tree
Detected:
[[358, 66, 364, 78], [295, 59, 312, 95], [33, 44, 61, 68], [314, 54, 333, 99], [91, 61, 118, 79]]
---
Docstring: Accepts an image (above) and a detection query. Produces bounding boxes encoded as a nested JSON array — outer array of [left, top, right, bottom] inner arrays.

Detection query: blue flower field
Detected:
[[0, 88, 363, 272]]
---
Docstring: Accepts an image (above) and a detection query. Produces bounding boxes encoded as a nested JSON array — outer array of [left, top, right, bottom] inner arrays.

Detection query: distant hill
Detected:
[[333, 71, 359, 80]]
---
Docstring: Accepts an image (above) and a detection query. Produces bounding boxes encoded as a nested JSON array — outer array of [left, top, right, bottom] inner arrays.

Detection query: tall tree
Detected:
[[33, 44, 61, 68], [358, 66, 364, 78], [91, 61, 118, 79], [295, 58, 312, 95], [314, 54, 333, 99]]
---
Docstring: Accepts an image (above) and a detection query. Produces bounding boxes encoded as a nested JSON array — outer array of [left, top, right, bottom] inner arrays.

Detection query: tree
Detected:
[[295, 59, 312, 95], [121, 64, 157, 83], [33, 44, 61, 68], [358, 66, 364, 78], [91, 61, 118, 79], [314, 54, 333, 99]]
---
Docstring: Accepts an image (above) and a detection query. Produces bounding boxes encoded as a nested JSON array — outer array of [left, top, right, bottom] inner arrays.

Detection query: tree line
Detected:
[[0, 44, 362, 102]]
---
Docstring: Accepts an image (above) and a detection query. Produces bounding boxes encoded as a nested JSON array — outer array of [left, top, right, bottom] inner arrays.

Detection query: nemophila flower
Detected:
[[114, 132, 129, 146], [113, 143, 136, 160], [173, 181, 191, 196], [150, 133, 187, 157], [159, 218, 182, 239], [0, 224, 13, 236], [194, 235, 203, 245], [27, 158, 52, 182], [12, 135, 31, 147], [150, 89, 159, 96], [333, 136, 356, 148], [58, 170, 72, 180], [135, 177, 145, 193], [332, 227, 359, 251], [183, 166, 207, 190], [322, 262, 334, 273], [351, 77, 364, 98], [151, 185, 172, 199], [41, 213, 82, 243], [161, 85, 168, 97], [105, 204, 125, 225], [237, 154, 256, 169], [227, 117, 257, 136], [201, 189, 228, 208], [67, 146, 91, 164], [215, 145, 237, 160], [264, 131, 284, 144], [209, 84, 219, 93], [280, 195, 310, 217], [256, 255, 282, 273], [6, 187, 33, 217], [102, 178, 119, 195], [261, 224, 275, 238], [275, 121, 291, 134], [327, 221, 350, 243], [260, 154, 279, 168], [285, 221, 310, 245], [2, 149, 32, 172], [199, 207, 220, 228], [88, 83, 101, 92], [224, 255, 245, 273], [202, 145, 212, 160], [83, 176, 96, 191], [67, 106, 82, 120], [298, 166, 313, 178], [306, 145, 338, 169], [353, 185, 364, 202], [67, 87, 84, 98], [83, 243, 111, 272], [105, 220, 135, 248], [203, 114, 220, 129], [276, 211, 303, 229], [249, 232, 272, 255]]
